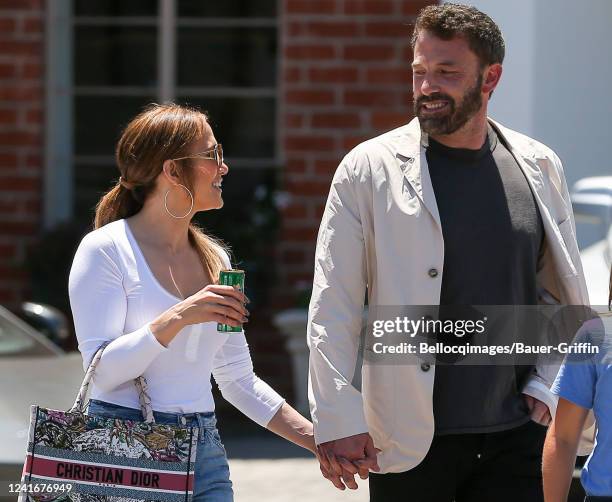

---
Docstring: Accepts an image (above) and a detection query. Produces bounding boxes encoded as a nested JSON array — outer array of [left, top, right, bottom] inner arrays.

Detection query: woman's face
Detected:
[[186, 123, 229, 212]]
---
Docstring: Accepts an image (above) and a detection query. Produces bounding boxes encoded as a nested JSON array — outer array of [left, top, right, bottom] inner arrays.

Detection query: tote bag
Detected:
[[19, 342, 199, 502]]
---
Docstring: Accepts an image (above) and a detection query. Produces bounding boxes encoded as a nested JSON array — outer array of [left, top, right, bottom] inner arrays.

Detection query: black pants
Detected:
[[585, 498, 612, 501], [369, 420, 547, 502]]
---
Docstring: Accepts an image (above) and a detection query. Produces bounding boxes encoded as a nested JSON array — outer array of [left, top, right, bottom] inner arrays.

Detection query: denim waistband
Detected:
[[585, 497, 612, 501], [87, 399, 217, 430]]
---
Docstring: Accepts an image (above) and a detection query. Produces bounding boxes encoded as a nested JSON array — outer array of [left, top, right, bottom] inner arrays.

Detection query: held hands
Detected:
[[182, 284, 250, 327], [523, 394, 552, 426], [316, 433, 381, 490]]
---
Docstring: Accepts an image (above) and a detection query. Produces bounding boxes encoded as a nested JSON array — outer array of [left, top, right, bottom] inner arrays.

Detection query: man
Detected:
[[307, 4, 590, 501]]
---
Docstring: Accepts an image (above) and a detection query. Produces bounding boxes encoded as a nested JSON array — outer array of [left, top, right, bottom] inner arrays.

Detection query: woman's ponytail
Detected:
[[93, 182, 146, 229]]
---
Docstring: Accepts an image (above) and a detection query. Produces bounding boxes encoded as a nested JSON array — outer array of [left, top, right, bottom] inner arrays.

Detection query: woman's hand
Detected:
[[180, 284, 249, 327], [150, 284, 249, 347]]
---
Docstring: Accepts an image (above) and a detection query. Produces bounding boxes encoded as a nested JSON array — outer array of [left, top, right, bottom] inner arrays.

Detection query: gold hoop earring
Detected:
[[164, 184, 194, 219]]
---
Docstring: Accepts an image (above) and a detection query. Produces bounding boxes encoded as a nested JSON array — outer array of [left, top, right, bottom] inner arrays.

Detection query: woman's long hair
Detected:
[[94, 102, 227, 283]]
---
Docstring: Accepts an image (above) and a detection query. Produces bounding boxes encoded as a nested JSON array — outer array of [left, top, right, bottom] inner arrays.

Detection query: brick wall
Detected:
[[278, 0, 434, 304], [0, 0, 44, 307]]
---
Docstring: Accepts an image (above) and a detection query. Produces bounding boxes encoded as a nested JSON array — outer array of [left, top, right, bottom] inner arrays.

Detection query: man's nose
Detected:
[[220, 162, 229, 175], [420, 77, 440, 96]]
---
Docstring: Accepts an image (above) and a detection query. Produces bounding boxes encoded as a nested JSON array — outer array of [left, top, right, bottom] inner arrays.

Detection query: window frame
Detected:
[[44, 0, 280, 229]]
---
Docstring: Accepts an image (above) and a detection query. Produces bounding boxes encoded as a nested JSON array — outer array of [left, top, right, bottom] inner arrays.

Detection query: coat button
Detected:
[[421, 362, 431, 372], [428, 268, 439, 278]]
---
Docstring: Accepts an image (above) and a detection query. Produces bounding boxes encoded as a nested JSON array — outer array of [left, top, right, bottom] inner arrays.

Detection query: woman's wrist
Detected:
[[149, 301, 192, 346]]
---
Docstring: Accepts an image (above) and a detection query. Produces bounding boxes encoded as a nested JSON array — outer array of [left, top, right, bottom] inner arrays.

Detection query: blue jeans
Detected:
[[88, 399, 233, 502]]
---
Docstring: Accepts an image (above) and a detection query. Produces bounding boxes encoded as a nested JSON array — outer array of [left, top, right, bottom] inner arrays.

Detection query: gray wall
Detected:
[[445, 0, 612, 187]]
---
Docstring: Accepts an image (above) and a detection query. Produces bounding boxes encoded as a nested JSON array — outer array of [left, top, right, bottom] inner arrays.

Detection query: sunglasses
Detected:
[[171, 143, 224, 168]]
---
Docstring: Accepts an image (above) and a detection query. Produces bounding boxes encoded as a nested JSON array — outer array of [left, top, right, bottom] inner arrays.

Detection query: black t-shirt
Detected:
[[427, 124, 544, 434]]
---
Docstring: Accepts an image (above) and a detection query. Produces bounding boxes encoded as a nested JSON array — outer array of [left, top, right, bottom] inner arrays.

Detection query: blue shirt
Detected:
[[551, 316, 612, 496]]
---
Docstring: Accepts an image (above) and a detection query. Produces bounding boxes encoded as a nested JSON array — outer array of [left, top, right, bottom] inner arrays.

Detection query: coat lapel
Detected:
[[394, 119, 442, 230], [392, 117, 583, 304]]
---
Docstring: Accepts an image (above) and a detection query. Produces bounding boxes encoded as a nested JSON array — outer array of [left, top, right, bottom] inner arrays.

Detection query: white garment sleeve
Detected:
[[308, 158, 369, 444], [68, 230, 167, 393], [212, 331, 285, 427], [210, 249, 285, 426]]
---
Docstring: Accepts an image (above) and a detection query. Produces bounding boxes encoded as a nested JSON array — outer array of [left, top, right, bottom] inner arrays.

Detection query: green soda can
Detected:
[[217, 269, 245, 332]]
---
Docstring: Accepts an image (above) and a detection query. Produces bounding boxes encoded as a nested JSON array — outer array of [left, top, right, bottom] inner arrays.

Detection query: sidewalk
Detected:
[[224, 432, 369, 502]]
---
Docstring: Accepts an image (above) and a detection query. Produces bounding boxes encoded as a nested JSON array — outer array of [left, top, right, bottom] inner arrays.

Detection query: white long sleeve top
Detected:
[[68, 219, 285, 426]]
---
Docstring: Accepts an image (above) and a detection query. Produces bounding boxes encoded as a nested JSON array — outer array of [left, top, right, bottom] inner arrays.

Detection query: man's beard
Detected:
[[414, 73, 484, 136]]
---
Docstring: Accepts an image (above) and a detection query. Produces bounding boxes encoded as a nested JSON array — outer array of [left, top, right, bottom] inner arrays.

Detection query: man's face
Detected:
[[412, 30, 486, 136]]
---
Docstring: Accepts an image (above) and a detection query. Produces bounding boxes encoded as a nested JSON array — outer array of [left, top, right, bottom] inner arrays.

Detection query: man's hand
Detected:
[[523, 394, 552, 426], [316, 433, 381, 490]]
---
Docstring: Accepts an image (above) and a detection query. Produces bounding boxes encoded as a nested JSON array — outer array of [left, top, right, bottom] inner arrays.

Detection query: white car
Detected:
[[0, 306, 83, 489], [571, 176, 612, 308]]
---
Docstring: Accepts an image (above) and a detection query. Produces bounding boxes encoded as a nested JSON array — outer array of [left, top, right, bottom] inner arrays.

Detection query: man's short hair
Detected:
[[411, 3, 505, 68]]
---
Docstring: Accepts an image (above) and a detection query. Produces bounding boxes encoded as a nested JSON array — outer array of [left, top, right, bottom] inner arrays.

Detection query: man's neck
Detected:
[[428, 113, 489, 150]]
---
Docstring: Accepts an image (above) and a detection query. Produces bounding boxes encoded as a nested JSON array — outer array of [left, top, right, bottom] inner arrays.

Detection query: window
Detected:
[[46, 0, 279, 303]]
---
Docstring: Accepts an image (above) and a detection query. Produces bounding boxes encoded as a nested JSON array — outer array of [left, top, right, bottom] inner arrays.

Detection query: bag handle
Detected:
[[69, 341, 155, 424]]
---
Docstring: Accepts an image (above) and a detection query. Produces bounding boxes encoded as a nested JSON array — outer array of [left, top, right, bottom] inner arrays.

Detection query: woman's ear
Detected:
[[162, 159, 180, 185]]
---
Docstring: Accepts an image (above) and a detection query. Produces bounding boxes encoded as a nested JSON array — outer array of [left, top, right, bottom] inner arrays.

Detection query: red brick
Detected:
[[342, 135, 368, 150], [313, 203, 327, 219], [22, 16, 42, 33], [284, 67, 302, 83], [285, 179, 331, 196], [314, 159, 339, 176], [402, 92, 416, 106], [281, 226, 319, 242], [366, 67, 412, 84], [0, 131, 40, 146], [285, 45, 335, 60], [343, 45, 395, 61], [0, 243, 15, 259], [25, 154, 41, 167], [0, 17, 15, 33], [25, 108, 42, 124], [282, 204, 308, 219], [286, 158, 307, 173], [282, 249, 306, 264], [344, 0, 394, 15], [0, 0, 42, 9], [21, 62, 42, 78], [305, 21, 359, 38], [0, 108, 16, 124], [0, 176, 40, 191], [0, 153, 17, 167], [285, 89, 335, 106], [365, 21, 412, 37], [285, 0, 336, 14], [0, 62, 15, 77], [0, 86, 41, 101], [285, 135, 335, 152], [0, 221, 40, 235], [344, 89, 398, 106], [23, 198, 40, 212], [309, 67, 358, 84], [285, 113, 304, 128], [371, 111, 411, 130], [287, 22, 305, 37], [0, 265, 27, 280], [0, 288, 17, 303], [312, 112, 361, 128], [402, 0, 434, 17], [0, 40, 41, 55], [402, 46, 414, 62]]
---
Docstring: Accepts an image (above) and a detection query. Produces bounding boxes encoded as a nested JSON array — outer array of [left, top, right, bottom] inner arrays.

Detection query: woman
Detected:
[[69, 103, 318, 501], [542, 267, 612, 501]]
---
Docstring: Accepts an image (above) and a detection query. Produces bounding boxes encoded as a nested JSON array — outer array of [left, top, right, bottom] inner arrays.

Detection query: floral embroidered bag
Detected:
[[19, 342, 199, 502]]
